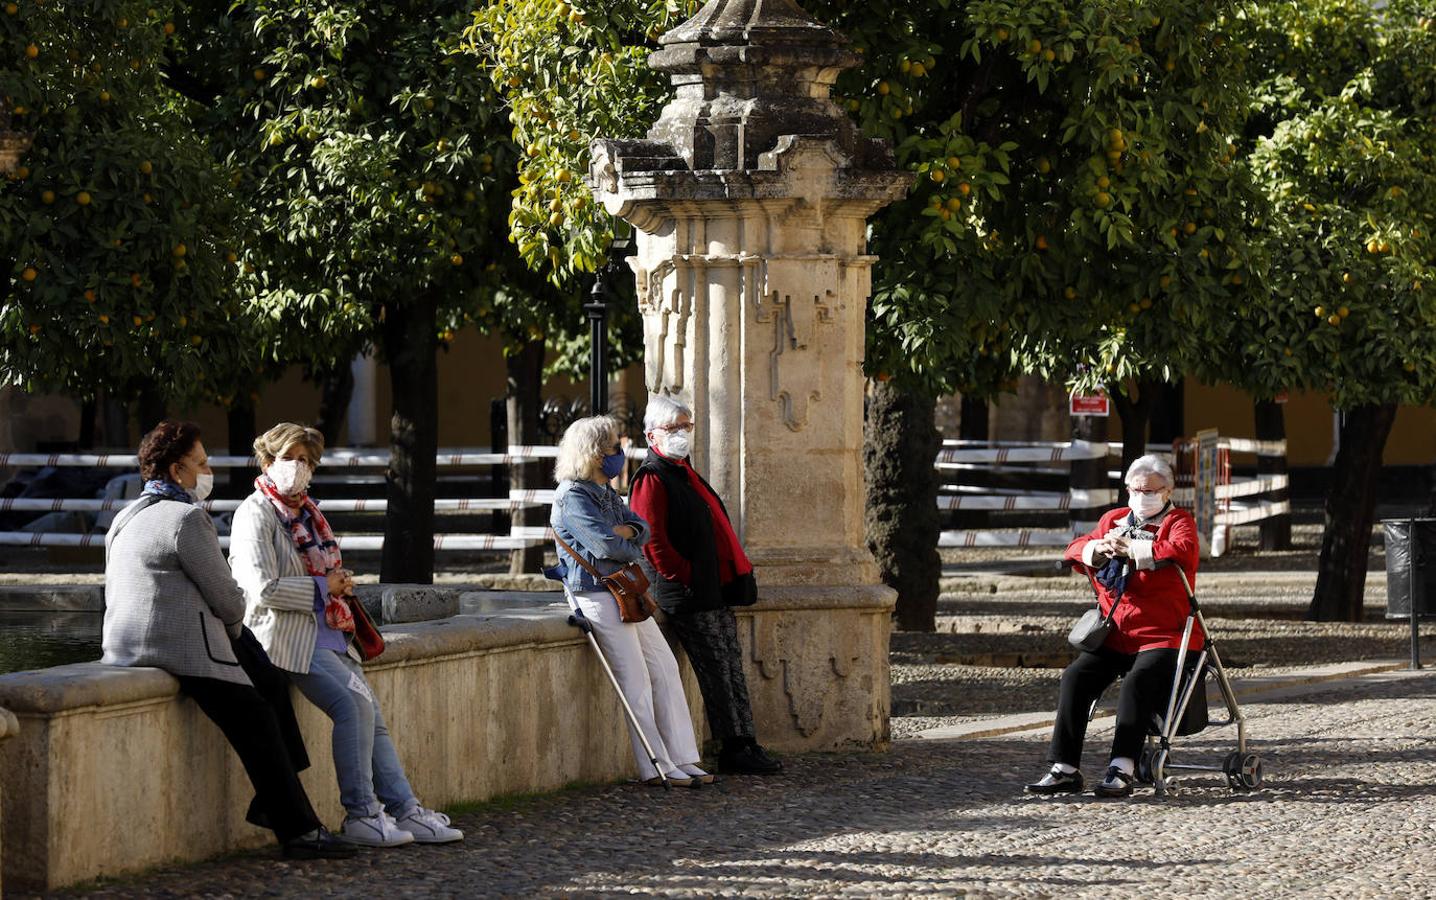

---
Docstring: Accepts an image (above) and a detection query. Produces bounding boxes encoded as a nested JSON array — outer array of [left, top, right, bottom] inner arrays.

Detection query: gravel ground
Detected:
[[35, 670, 1436, 899]]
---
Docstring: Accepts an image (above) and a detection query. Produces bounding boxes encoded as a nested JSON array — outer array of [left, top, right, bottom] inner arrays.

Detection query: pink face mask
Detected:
[[269, 459, 312, 496]]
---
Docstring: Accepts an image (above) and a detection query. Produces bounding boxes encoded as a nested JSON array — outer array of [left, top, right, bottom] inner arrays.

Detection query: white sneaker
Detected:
[[393, 807, 464, 844], [338, 811, 416, 847]]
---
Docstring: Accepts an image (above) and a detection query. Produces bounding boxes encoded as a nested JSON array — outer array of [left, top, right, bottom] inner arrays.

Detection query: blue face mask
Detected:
[[600, 451, 626, 479]]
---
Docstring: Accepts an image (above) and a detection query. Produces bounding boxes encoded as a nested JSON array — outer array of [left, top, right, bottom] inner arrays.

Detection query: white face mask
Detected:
[[660, 430, 692, 460], [268, 459, 312, 496], [191, 472, 214, 503], [1131, 491, 1168, 519]]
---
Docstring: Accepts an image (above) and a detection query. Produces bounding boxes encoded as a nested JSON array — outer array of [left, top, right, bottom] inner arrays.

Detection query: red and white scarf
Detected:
[[255, 475, 354, 633]]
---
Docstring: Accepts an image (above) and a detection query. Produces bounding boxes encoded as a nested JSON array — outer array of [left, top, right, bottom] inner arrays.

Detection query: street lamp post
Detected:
[[585, 226, 633, 416]]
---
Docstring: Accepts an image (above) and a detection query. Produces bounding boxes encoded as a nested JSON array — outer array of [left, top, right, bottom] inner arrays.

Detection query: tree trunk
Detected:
[[1254, 398, 1292, 551], [78, 398, 97, 450], [1308, 403, 1398, 622], [227, 397, 258, 497], [380, 297, 439, 585], [1110, 378, 1158, 503], [1070, 413, 1110, 530], [507, 337, 546, 576], [315, 365, 356, 449], [1147, 378, 1185, 446], [958, 394, 989, 440], [100, 392, 131, 449], [864, 381, 942, 632], [136, 384, 167, 434]]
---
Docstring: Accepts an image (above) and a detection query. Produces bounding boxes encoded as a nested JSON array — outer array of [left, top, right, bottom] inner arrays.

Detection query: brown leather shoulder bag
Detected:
[[553, 533, 658, 624]]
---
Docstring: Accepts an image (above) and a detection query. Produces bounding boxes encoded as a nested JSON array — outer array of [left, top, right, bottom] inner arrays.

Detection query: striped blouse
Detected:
[[229, 491, 361, 674]]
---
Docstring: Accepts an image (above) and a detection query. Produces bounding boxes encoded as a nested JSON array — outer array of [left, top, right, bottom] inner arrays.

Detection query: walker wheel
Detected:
[[1237, 753, 1263, 790], [1223, 751, 1263, 791], [1136, 748, 1157, 785]]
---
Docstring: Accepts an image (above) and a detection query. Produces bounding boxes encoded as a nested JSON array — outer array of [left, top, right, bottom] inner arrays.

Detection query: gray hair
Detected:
[[1125, 453, 1175, 488], [553, 415, 620, 483], [643, 394, 692, 442]]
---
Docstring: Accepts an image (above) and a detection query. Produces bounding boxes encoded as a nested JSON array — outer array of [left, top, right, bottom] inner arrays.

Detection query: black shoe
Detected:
[[1093, 766, 1135, 798], [719, 741, 784, 775], [283, 827, 359, 860], [1024, 766, 1085, 795]]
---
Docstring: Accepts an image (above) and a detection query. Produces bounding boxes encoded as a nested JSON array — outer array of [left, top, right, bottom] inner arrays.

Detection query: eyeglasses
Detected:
[[654, 422, 695, 434], [1127, 487, 1167, 495]]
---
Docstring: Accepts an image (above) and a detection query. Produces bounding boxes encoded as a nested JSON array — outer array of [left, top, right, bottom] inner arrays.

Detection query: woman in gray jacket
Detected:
[[229, 422, 461, 848], [102, 420, 352, 860]]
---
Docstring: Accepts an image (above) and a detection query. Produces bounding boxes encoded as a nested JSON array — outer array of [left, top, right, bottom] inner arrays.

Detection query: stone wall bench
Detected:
[[0, 588, 891, 892]]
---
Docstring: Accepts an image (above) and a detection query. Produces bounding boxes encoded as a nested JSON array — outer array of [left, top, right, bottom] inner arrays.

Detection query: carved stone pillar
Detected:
[[590, 0, 908, 750]]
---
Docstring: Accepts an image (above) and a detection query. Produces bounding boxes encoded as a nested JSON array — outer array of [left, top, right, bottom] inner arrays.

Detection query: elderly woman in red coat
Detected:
[[1025, 453, 1201, 799]]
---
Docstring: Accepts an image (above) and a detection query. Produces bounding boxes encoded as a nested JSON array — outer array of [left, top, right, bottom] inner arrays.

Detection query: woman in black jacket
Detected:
[[628, 395, 782, 775]]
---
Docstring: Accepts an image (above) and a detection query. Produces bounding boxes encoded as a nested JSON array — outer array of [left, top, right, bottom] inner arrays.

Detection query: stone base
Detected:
[[0, 590, 892, 891], [735, 583, 895, 753]]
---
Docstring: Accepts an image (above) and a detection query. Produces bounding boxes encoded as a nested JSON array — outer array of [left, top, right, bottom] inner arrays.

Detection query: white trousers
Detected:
[[572, 589, 699, 780]]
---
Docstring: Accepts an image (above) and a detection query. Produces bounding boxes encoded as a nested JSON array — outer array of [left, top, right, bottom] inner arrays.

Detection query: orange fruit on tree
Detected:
[[40, 189, 54, 204], [173, 243, 187, 257], [945, 197, 962, 212], [21, 266, 37, 282], [139, 160, 153, 175], [1183, 221, 1196, 235], [84, 289, 96, 302], [130, 273, 142, 287], [75, 191, 92, 206], [1035, 234, 1049, 250], [450, 253, 464, 266], [958, 182, 971, 196], [25, 43, 38, 59], [929, 169, 945, 183]]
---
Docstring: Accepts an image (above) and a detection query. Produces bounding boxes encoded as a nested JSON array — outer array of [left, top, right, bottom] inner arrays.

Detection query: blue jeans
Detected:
[[294, 648, 417, 818]]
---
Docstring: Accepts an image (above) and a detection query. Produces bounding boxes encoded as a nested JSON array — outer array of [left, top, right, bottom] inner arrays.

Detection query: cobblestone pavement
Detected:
[[47, 670, 1436, 899]]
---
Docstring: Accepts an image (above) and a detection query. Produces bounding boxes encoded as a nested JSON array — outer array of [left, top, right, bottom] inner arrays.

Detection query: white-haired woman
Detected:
[[628, 395, 781, 776], [1026, 453, 1200, 799], [549, 415, 708, 787], [229, 422, 462, 846]]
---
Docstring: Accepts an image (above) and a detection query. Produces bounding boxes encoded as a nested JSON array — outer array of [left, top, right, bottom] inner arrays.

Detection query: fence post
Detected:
[[1254, 398, 1292, 550], [489, 399, 509, 538], [1069, 414, 1109, 535]]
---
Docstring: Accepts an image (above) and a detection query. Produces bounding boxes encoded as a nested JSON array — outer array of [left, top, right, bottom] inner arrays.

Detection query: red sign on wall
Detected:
[[1070, 392, 1110, 417]]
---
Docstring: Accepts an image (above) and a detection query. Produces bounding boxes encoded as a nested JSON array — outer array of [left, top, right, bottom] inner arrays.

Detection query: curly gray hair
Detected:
[[1125, 453, 1175, 488], [554, 415, 620, 483], [643, 394, 692, 443]]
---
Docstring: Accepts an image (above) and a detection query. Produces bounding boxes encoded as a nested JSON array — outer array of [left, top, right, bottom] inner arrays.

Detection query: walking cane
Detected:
[[559, 582, 671, 789]]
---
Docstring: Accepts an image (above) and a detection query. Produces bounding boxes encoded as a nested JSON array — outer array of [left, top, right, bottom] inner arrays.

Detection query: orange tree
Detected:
[[0, 0, 254, 418], [165, 0, 547, 582], [476, 0, 1260, 629], [1218, 0, 1436, 621]]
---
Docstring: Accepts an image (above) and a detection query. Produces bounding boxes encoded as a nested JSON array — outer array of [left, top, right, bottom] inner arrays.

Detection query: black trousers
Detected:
[[1048, 647, 1181, 768], [176, 630, 320, 844], [665, 606, 755, 746]]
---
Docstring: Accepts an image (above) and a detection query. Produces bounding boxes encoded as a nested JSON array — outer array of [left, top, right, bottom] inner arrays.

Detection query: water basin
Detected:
[[0, 609, 102, 674]]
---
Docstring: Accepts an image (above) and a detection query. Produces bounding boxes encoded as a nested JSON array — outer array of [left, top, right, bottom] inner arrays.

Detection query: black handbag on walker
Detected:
[[1067, 560, 1128, 652]]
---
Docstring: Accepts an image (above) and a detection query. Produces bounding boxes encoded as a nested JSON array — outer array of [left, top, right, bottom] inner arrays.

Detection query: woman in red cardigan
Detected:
[[1025, 453, 1201, 799]]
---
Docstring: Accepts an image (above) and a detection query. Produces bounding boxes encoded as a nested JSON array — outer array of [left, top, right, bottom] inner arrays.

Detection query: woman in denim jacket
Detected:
[[549, 415, 709, 787]]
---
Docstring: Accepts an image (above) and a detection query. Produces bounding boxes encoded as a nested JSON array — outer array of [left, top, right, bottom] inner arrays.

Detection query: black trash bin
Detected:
[[1382, 518, 1436, 668]]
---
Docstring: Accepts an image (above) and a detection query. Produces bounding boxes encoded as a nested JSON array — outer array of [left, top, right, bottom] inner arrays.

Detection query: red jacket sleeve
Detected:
[[1064, 509, 1122, 565], [627, 475, 693, 585], [1151, 508, 1199, 588]]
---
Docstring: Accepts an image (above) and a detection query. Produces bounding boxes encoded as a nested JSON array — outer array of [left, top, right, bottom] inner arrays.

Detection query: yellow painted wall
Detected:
[[1183, 382, 1436, 467]]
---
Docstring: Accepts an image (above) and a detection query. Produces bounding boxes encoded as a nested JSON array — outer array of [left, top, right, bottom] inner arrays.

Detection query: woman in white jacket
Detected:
[[229, 422, 461, 848]]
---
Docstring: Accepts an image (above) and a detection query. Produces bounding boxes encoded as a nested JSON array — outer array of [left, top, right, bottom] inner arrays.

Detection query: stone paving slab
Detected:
[[37, 669, 1436, 899]]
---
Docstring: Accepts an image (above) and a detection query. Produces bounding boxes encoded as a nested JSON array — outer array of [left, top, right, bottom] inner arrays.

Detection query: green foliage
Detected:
[[475, 0, 1262, 400], [0, 0, 253, 405], [174, 0, 524, 371], [1222, 0, 1436, 409], [466, 0, 691, 285], [812, 0, 1262, 397]]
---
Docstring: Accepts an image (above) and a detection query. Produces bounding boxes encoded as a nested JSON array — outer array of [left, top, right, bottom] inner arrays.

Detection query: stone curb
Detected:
[[907, 658, 1413, 742]]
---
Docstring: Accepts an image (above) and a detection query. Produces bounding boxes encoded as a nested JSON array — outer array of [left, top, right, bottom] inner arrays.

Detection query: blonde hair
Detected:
[[554, 415, 619, 483], [254, 422, 325, 469]]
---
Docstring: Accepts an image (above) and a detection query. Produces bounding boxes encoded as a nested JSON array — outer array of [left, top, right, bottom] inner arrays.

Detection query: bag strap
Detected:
[[553, 532, 607, 581]]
